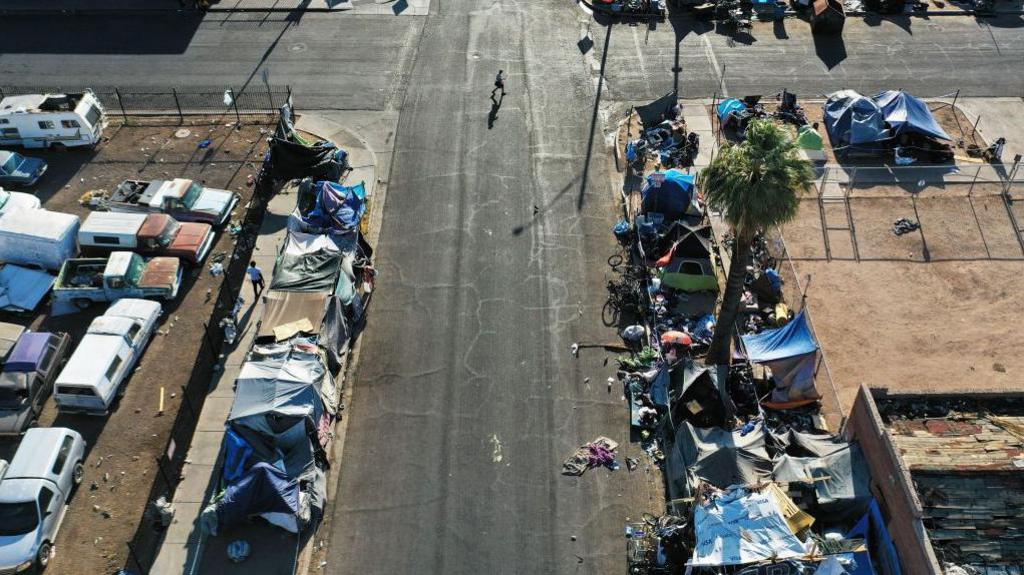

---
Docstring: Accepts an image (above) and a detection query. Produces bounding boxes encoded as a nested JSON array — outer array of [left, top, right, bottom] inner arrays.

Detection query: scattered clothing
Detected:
[[892, 218, 920, 236], [562, 436, 619, 477]]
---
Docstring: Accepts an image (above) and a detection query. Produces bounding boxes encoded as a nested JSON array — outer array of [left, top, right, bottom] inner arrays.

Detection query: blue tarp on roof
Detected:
[[874, 90, 952, 141], [641, 170, 695, 221], [741, 312, 818, 363], [216, 462, 299, 531], [0, 265, 54, 313]]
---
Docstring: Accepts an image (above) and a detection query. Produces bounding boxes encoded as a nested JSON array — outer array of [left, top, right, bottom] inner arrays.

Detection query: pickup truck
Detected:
[[51, 251, 181, 314], [0, 333, 71, 436], [0, 188, 41, 216], [80, 212, 215, 264], [0, 427, 85, 572], [107, 178, 239, 227], [54, 299, 161, 415]]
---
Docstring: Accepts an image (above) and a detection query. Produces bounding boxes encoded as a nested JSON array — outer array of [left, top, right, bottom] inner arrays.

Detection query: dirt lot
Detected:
[[777, 182, 1024, 411], [0, 116, 272, 575]]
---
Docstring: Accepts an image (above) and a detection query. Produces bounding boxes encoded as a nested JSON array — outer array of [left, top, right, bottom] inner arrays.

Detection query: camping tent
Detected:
[[741, 312, 820, 402], [796, 125, 824, 150], [824, 90, 888, 150], [666, 363, 733, 428], [640, 170, 699, 222], [658, 224, 718, 292], [874, 90, 952, 141], [213, 463, 304, 533]]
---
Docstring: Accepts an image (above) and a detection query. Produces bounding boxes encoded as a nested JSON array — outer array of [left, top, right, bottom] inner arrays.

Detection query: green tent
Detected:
[[796, 125, 824, 150], [659, 225, 720, 292]]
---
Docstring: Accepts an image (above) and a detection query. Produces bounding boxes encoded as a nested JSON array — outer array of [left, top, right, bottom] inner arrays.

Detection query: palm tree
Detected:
[[699, 119, 815, 366]]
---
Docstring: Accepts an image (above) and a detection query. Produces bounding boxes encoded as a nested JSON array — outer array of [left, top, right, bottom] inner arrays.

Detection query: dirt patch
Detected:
[[776, 179, 1024, 412], [0, 116, 271, 575]]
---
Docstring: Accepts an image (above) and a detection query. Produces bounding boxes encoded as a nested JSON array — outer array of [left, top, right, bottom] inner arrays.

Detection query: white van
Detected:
[[54, 299, 161, 414], [0, 90, 106, 149], [0, 208, 80, 271]]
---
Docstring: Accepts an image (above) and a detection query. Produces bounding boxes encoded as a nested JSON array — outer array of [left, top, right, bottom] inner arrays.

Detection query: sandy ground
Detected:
[[777, 182, 1024, 411], [0, 116, 272, 575]]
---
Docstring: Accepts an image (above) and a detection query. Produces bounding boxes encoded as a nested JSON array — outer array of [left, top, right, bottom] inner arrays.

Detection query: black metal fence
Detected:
[[0, 85, 291, 121], [122, 157, 276, 575]]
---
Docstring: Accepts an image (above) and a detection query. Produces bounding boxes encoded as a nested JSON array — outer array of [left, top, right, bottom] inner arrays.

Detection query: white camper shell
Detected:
[[0, 209, 80, 271], [54, 299, 161, 414], [0, 91, 106, 149]]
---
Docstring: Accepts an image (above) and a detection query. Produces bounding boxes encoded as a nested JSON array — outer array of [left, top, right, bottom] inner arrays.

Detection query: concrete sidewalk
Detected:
[[149, 112, 384, 575]]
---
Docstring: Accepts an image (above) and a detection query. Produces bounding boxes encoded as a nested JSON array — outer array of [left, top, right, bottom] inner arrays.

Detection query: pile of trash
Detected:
[[627, 117, 700, 171]]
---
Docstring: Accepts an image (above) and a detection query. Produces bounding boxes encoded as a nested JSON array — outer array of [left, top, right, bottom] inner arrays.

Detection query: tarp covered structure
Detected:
[[665, 421, 772, 499], [267, 104, 346, 181], [666, 364, 732, 428], [690, 485, 808, 566], [742, 312, 821, 402], [270, 231, 345, 293], [640, 170, 698, 222], [773, 443, 872, 519], [824, 90, 888, 149], [874, 90, 952, 141], [258, 290, 330, 341], [302, 181, 367, 234]]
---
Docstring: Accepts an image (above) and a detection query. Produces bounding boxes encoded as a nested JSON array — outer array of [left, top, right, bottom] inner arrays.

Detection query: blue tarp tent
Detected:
[[641, 170, 696, 221], [305, 181, 367, 233], [742, 312, 821, 402], [824, 90, 888, 149], [716, 98, 746, 121], [874, 90, 952, 141], [216, 463, 301, 533]]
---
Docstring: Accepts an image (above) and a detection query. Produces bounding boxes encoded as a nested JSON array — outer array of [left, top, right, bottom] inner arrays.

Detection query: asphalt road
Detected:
[[0, 10, 1021, 109]]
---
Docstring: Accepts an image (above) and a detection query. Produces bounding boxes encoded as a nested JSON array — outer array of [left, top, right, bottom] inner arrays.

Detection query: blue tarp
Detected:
[[0, 265, 55, 312], [742, 312, 818, 363], [641, 170, 695, 221], [824, 90, 887, 148], [847, 499, 902, 575], [716, 98, 746, 121], [874, 90, 952, 141], [216, 463, 299, 531], [223, 429, 255, 483], [305, 181, 367, 233]]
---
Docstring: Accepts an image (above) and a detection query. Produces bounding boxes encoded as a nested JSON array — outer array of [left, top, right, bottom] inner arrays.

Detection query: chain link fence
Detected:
[[0, 85, 291, 122]]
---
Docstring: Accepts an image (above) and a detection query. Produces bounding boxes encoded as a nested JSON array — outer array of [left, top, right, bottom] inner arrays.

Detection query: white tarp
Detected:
[[690, 486, 808, 567]]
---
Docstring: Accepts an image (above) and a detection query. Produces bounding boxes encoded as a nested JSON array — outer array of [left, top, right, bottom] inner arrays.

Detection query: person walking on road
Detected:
[[247, 261, 265, 298], [493, 70, 506, 97]]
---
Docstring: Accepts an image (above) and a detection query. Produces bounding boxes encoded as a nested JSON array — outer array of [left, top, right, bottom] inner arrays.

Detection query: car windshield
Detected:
[[1, 154, 19, 174], [158, 219, 180, 246], [0, 387, 28, 407], [0, 501, 39, 535], [126, 254, 145, 286], [84, 105, 102, 129], [182, 183, 203, 209]]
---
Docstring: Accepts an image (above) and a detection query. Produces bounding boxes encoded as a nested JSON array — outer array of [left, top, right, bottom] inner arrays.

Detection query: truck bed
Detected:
[[55, 260, 106, 289], [109, 180, 150, 204]]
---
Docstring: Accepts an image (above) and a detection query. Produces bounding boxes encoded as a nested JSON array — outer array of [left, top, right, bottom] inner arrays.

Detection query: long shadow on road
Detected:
[[577, 24, 613, 212]]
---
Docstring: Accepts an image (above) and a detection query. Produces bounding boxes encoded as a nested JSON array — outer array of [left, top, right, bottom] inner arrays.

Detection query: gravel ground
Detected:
[[0, 116, 272, 575]]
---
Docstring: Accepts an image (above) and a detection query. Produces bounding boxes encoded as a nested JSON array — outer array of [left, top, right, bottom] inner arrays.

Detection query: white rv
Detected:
[[0, 90, 106, 149]]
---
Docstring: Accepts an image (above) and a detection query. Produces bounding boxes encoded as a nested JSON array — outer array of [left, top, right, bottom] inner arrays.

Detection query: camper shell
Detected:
[[0, 427, 85, 571], [0, 209, 80, 271], [0, 188, 42, 215], [109, 178, 239, 227], [80, 212, 214, 264], [0, 90, 106, 149], [54, 299, 161, 415], [51, 251, 181, 313]]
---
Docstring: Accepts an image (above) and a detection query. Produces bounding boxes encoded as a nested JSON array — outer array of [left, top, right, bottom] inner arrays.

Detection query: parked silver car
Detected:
[[0, 427, 86, 572]]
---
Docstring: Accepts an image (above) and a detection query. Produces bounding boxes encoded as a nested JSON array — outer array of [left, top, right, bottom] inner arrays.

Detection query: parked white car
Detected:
[[0, 427, 86, 572], [54, 299, 161, 415]]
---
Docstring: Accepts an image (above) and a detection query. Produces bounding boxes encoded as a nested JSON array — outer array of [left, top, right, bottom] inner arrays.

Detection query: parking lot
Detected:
[[0, 116, 272, 575]]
